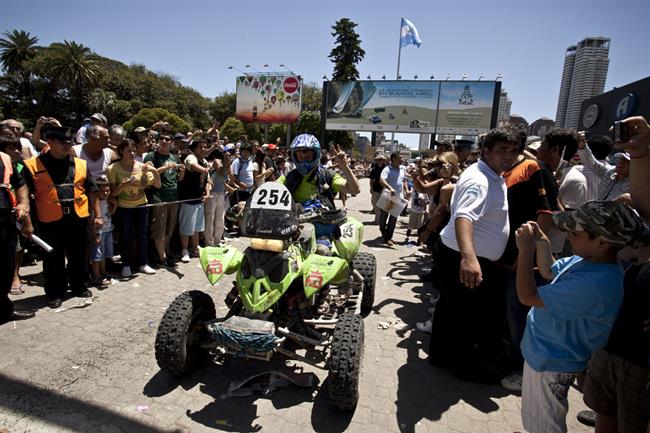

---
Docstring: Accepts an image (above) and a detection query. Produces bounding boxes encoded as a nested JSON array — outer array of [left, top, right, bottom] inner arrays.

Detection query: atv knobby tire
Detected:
[[328, 312, 364, 410], [155, 290, 216, 377], [352, 252, 376, 317]]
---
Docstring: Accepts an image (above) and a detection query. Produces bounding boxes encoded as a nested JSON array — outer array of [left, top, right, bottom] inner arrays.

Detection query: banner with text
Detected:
[[236, 75, 302, 123]]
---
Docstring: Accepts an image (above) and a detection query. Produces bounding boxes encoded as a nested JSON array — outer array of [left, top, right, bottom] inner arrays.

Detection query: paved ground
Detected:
[[0, 182, 593, 433]]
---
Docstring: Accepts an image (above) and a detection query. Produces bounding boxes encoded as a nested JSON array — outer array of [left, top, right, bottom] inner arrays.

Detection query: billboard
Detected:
[[436, 81, 499, 135], [235, 74, 302, 123], [324, 80, 499, 135], [325, 80, 439, 133]]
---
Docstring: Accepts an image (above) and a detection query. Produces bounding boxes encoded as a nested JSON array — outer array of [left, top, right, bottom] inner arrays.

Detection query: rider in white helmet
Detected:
[[277, 134, 360, 208]]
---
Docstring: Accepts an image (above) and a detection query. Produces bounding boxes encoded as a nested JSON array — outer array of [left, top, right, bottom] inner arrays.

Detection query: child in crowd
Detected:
[[91, 176, 117, 287], [514, 200, 645, 433]]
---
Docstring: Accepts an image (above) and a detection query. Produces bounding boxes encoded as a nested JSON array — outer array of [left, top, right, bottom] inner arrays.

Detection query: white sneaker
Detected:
[[121, 266, 132, 278], [181, 252, 190, 263], [500, 372, 523, 392], [139, 264, 156, 275], [416, 319, 432, 333]]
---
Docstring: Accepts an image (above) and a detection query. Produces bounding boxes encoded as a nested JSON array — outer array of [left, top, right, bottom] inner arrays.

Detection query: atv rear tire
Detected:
[[155, 290, 216, 377], [352, 252, 376, 317], [328, 313, 364, 410]]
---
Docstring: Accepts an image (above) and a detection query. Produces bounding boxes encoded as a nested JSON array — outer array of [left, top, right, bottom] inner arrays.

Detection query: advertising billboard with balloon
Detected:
[[235, 74, 302, 123]]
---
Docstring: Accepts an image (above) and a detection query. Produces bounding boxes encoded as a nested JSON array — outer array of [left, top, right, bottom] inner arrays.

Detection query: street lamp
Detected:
[[382, 75, 386, 80], [414, 74, 418, 80], [461, 73, 468, 80], [429, 75, 434, 80], [397, 75, 402, 80], [445, 74, 451, 80], [478, 73, 485, 81], [245, 64, 261, 74], [495, 73, 503, 80], [279, 64, 295, 75], [263, 64, 280, 74], [367, 75, 371, 80], [227, 65, 246, 74], [322, 75, 328, 81]]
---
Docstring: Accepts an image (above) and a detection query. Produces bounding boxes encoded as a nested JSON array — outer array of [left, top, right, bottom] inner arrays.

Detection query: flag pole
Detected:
[[396, 18, 402, 79], [393, 19, 403, 149]]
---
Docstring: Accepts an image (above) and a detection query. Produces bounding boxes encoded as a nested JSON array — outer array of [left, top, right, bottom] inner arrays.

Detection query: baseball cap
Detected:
[[224, 144, 236, 152], [174, 132, 190, 142], [553, 201, 646, 245], [90, 113, 107, 125], [43, 126, 74, 143], [453, 139, 474, 150], [267, 143, 277, 151], [134, 126, 148, 133]]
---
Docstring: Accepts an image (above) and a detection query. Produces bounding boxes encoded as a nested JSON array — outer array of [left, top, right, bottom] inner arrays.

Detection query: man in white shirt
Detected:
[[378, 152, 408, 245], [429, 127, 519, 384], [0, 119, 37, 159], [72, 125, 115, 180]]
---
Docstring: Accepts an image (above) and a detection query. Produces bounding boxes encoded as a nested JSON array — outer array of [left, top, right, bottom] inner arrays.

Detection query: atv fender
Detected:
[[199, 246, 244, 285], [301, 254, 349, 298]]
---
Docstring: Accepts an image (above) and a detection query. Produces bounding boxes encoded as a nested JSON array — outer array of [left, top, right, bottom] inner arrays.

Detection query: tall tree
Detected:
[[47, 41, 100, 120], [328, 18, 365, 82], [0, 29, 39, 107]]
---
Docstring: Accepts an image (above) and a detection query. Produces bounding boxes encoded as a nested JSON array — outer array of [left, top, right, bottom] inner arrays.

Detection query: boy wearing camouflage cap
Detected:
[[514, 201, 645, 433]]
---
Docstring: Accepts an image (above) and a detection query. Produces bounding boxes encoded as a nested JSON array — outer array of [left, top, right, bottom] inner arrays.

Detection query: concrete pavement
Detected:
[[0, 182, 593, 433]]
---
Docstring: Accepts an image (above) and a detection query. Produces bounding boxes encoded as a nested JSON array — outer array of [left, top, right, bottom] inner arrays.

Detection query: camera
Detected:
[[613, 121, 630, 143]]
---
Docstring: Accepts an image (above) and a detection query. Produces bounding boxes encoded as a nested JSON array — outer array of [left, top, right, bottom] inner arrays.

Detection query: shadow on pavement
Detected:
[[0, 372, 182, 433], [375, 255, 508, 433], [310, 378, 354, 433]]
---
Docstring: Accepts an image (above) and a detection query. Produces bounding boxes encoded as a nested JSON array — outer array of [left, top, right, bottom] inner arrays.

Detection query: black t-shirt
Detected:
[[23, 154, 97, 204], [604, 262, 650, 368], [177, 155, 207, 205], [500, 158, 552, 266], [369, 164, 384, 193], [537, 161, 560, 212], [264, 156, 278, 181], [0, 159, 25, 210]]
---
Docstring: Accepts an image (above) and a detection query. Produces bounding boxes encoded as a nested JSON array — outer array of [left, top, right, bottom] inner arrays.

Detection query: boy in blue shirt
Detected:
[[514, 201, 645, 433]]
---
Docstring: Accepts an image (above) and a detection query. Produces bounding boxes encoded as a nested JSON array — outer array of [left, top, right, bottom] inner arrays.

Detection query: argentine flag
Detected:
[[400, 17, 422, 48]]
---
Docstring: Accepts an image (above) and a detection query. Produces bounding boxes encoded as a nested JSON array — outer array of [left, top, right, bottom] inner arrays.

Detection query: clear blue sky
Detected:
[[2, 0, 649, 148]]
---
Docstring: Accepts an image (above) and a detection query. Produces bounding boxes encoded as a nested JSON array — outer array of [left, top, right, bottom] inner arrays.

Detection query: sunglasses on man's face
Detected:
[[160, 136, 172, 142]]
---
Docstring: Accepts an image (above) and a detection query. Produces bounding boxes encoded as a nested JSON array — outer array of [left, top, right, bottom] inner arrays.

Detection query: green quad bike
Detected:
[[155, 182, 377, 410]]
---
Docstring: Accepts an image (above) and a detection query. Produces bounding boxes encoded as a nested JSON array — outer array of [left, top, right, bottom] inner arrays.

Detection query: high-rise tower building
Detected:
[[555, 37, 610, 128], [497, 88, 512, 126]]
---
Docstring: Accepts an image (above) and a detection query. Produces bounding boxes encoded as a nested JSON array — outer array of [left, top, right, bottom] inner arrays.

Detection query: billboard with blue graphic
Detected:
[[324, 80, 499, 135]]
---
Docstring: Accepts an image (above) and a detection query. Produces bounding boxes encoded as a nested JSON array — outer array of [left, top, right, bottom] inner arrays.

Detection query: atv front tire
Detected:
[[352, 252, 376, 317], [155, 290, 216, 376], [328, 313, 364, 410]]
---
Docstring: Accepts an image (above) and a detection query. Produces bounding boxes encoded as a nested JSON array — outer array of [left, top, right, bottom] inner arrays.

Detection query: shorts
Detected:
[[150, 202, 178, 239], [583, 349, 650, 433], [522, 361, 579, 433], [178, 203, 205, 236], [90, 231, 114, 262]]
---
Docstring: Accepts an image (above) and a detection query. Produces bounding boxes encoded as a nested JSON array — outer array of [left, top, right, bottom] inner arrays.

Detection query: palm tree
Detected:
[[87, 88, 116, 122], [48, 40, 100, 120], [0, 29, 39, 99]]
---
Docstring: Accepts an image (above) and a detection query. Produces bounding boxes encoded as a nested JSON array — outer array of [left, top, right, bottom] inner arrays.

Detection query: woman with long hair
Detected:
[[108, 139, 161, 278]]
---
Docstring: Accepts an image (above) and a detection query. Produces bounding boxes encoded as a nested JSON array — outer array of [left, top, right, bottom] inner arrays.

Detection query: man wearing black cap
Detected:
[[23, 126, 102, 309], [453, 139, 474, 168]]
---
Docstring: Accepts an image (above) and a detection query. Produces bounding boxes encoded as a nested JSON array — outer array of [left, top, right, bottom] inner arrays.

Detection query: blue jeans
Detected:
[[118, 207, 149, 267]]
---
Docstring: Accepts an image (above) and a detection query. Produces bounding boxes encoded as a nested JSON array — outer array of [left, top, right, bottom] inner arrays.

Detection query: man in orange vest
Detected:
[[0, 140, 36, 324], [23, 126, 103, 309]]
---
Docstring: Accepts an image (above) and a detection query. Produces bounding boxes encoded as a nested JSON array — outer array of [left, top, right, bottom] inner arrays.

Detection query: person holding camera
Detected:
[[577, 132, 630, 201]]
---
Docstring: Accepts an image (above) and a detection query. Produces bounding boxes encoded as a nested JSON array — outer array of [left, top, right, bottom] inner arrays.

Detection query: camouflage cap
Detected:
[[553, 201, 646, 245]]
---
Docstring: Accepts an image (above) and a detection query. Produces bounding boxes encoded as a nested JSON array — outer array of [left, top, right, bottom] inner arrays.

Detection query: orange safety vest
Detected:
[[0, 151, 17, 208], [23, 156, 89, 223]]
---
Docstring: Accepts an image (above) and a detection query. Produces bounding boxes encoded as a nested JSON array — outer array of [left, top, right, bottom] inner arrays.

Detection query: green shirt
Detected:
[[277, 170, 346, 203], [143, 151, 179, 203]]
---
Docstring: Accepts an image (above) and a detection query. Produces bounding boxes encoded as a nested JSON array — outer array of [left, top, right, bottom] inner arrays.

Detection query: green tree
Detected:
[[329, 18, 365, 81], [269, 124, 288, 146], [220, 117, 246, 142], [123, 107, 191, 134], [209, 91, 236, 125], [0, 30, 40, 117], [45, 41, 100, 120], [297, 111, 321, 138], [301, 82, 323, 113], [87, 88, 116, 122]]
